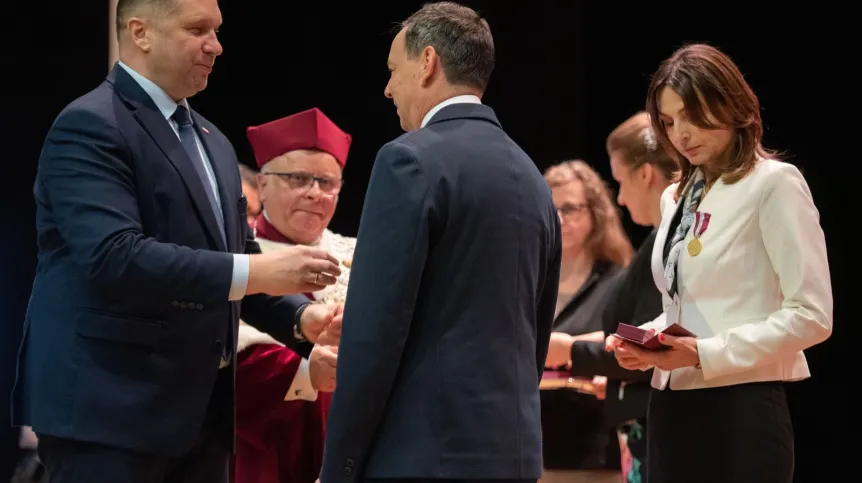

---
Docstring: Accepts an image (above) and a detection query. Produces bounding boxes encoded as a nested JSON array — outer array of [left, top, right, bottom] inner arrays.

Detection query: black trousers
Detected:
[[36, 370, 232, 483], [647, 381, 794, 483]]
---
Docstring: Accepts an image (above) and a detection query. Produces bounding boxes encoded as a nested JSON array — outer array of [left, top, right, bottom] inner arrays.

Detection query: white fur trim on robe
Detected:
[[256, 228, 356, 305], [237, 320, 282, 353], [238, 228, 356, 352]]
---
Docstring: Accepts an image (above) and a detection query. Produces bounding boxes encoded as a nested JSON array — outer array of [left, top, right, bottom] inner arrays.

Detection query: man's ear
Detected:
[[127, 16, 152, 52], [418, 46, 439, 87]]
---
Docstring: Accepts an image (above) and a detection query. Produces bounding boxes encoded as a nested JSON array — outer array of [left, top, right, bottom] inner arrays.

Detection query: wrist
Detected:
[[245, 254, 266, 295], [295, 302, 312, 342]]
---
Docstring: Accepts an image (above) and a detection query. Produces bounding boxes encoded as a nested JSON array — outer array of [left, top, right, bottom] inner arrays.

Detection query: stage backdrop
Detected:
[[0, 2, 845, 481]]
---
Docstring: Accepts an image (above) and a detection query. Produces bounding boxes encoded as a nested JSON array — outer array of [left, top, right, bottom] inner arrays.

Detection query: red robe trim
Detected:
[[253, 214, 291, 244], [234, 215, 332, 483]]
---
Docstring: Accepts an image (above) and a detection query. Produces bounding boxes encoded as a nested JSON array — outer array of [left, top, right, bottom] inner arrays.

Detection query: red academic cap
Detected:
[[246, 108, 352, 169]]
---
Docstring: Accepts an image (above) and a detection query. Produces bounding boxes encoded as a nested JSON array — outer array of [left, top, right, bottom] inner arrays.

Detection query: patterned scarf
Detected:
[[664, 169, 705, 298]]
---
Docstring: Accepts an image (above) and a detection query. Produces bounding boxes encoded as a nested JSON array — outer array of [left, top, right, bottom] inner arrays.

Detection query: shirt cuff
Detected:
[[285, 357, 318, 402], [229, 254, 250, 301]]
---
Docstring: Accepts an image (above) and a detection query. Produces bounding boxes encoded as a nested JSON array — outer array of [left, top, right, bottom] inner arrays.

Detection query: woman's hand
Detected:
[[545, 332, 574, 368], [604, 333, 623, 352], [612, 341, 654, 371], [604, 330, 655, 368], [591, 375, 608, 400], [613, 333, 701, 371]]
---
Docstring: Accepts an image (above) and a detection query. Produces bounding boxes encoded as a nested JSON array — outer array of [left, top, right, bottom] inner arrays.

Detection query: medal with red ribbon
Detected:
[[687, 211, 711, 257]]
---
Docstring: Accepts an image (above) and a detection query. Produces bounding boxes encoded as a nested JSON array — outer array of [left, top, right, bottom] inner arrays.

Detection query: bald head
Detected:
[[116, 0, 177, 40]]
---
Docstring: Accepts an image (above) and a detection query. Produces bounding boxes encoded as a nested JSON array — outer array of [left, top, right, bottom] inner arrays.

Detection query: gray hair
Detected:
[[116, 0, 177, 37], [401, 2, 495, 91]]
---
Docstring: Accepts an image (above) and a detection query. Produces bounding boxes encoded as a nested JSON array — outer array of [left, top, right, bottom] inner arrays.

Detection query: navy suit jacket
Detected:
[[11, 64, 311, 456], [320, 103, 562, 481]]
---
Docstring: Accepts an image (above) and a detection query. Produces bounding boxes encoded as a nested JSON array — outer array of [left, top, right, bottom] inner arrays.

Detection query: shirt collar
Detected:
[[118, 61, 190, 122], [420, 94, 482, 128]]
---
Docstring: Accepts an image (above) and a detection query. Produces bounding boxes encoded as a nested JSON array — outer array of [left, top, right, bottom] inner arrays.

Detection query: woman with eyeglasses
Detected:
[[538, 160, 633, 483], [233, 108, 354, 483]]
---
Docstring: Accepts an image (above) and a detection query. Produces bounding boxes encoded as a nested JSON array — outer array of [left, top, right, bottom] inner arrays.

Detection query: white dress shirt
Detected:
[[420, 94, 482, 128], [118, 62, 249, 301], [641, 158, 832, 390]]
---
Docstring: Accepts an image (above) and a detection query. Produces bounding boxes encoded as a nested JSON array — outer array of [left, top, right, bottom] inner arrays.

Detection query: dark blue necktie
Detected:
[[171, 105, 226, 243], [173, 105, 231, 363]]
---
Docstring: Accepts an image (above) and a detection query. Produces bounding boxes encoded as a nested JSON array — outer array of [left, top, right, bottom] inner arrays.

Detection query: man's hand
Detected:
[[317, 309, 343, 346], [309, 344, 338, 392], [300, 303, 342, 344], [247, 245, 341, 296]]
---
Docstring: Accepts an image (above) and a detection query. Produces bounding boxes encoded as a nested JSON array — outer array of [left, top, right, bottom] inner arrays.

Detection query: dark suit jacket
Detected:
[[11, 63, 311, 457], [320, 103, 562, 482]]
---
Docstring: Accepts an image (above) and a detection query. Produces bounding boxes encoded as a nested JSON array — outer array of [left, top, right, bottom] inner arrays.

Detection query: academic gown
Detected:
[[233, 215, 355, 483]]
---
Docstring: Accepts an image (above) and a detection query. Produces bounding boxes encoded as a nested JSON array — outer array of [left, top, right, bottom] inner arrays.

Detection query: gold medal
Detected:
[[687, 238, 702, 257], [686, 211, 710, 257]]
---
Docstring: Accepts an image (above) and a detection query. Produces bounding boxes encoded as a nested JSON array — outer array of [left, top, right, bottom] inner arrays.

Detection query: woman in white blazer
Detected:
[[606, 43, 832, 483]]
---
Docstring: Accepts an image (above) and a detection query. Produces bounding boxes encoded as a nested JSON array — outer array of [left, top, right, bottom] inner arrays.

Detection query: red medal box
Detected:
[[613, 323, 696, 351]]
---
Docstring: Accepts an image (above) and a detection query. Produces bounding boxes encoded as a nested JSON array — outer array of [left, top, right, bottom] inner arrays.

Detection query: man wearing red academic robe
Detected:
[[234, 108, 354, 483]]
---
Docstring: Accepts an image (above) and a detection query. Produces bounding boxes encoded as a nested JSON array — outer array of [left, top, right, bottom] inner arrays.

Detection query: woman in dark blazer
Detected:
[[545, 112, 679, 483], [539, 160, 632, 483]]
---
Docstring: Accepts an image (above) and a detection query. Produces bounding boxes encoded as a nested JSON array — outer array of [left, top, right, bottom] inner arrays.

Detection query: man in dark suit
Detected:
[[11, 1, 344, 482], [319, 3, 562, 483]]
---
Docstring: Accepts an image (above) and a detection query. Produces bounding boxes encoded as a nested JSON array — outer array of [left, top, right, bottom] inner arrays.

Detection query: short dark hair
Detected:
[[646, 43, 776, 200], [116, 0, 176, 38], [401, 2, 495, 91]]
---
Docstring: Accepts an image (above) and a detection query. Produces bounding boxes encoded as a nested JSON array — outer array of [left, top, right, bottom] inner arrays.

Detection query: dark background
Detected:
[[2, 1, 846, 481]]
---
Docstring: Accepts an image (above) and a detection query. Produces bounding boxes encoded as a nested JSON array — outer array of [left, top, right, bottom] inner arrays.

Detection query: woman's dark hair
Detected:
[[646, 43, 776, 199]]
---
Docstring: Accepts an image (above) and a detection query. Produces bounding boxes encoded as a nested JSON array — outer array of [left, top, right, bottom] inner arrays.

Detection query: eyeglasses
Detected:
[[556, 202, 587, 218], [262, 171, 343, 195]]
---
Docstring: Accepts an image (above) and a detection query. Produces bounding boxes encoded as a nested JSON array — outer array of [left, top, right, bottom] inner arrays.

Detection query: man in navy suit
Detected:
[[11, 1, 345, 482], [320, 3, 562, 482]]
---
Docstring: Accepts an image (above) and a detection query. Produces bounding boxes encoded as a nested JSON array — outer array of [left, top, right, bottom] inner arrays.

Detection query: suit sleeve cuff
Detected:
[[695, 337, 724, 381], [285, 357, 318, 401], [229, 254, 250, 301]]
